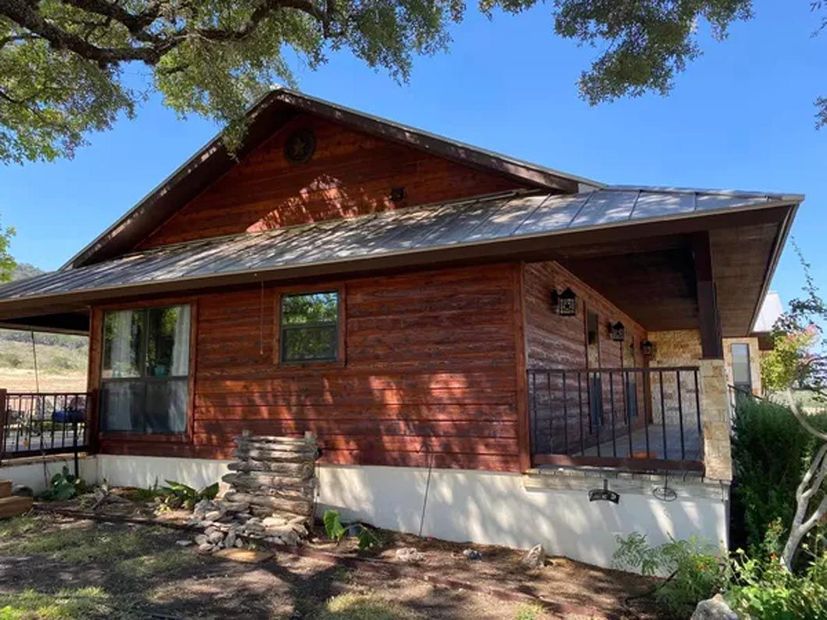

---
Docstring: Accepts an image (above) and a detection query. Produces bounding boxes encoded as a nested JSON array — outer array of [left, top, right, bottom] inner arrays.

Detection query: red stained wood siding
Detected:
[[138, 114, 525, 249], [523, 261, 648, 454], [94, 264, 524, 472]]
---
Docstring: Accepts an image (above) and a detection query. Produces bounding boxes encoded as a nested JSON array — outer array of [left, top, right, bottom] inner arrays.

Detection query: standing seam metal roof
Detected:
[[0, 186, 802, 304]]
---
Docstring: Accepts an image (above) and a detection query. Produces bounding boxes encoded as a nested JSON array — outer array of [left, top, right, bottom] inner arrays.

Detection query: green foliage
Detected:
[[0, 218, 14, 283], [324, 509, 347, 543], [38, 466, 87, 502], [0, 1, 769, 164], [762, 329, 819, 394], [727, 523, 827, 619], [731, 398, 827, 550], [613, 533, 726, 616], [323, 509, 382, 550], [158, 480, 219, 511]]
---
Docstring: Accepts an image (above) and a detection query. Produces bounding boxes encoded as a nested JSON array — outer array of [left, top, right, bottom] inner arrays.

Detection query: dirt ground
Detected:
[[0, 510, 666, 619]]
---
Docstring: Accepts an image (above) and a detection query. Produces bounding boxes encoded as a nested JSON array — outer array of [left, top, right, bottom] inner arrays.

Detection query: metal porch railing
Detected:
[[528, 367, 704, 473], [0, 391, 90, 471]]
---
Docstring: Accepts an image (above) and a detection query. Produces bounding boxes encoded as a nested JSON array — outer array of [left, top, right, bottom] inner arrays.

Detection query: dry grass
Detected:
[[0, 368, 87, 393]]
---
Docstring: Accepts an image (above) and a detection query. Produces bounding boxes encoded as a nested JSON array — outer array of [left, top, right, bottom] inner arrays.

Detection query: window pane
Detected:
[[102, 310, 144, 378], [145, 380, 188, 433], [101, 381, 145, 432], [282, 325, 338, 362], [731, 343, 752, 389], [282, 292, 338, 324], [146, 306, 190, 377]]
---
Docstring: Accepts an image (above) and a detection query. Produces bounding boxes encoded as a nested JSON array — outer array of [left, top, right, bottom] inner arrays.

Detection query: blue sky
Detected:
[[0, 0, 825, 311]]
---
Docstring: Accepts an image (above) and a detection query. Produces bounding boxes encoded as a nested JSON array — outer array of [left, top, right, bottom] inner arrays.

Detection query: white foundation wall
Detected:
[[70, 455, 729, 569], [0, 457, 98, 494]]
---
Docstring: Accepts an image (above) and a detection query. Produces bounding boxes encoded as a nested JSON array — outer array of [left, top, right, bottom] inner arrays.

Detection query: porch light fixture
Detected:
[[551, 287, 577, 316], [609, 321, 625, 342], [641, 340, 655, 358]]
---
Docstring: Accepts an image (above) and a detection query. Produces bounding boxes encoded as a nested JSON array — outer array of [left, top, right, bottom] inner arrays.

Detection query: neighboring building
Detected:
[[723, 291, 784, 396], [0, 90, 803, 568]]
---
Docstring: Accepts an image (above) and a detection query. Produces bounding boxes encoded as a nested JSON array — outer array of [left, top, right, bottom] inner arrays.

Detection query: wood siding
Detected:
[[524, 261, 648, 454], [139, 114, 524, 249], [93, 264, 523, 472]]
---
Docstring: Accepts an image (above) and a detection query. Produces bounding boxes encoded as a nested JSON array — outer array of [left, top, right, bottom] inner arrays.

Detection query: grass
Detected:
[[0, 516, 196, 577], [0, 587, 110, 619], [318, 593, 422, 620], [513, 602, 547, 620]]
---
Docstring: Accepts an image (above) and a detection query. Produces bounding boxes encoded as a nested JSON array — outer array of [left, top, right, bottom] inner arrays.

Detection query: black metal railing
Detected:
[[0, 391, 90, 471], [528, 367, 704, 472]]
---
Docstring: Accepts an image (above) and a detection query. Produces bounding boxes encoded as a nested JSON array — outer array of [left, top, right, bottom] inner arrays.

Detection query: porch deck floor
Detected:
[[571, 423, 702, 462]]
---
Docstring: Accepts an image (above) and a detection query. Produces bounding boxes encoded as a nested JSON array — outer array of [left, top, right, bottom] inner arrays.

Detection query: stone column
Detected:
[[699, 359, 732, 482]]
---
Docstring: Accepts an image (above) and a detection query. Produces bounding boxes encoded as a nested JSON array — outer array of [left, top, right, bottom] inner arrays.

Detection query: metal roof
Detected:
[[0, 186, 801, 306]]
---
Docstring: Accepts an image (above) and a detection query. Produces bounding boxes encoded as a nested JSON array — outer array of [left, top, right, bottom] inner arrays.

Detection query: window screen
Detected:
[[731, 343, 752, 393]]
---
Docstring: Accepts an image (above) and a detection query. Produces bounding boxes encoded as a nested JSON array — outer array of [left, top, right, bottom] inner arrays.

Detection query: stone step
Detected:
[[0, 495, 33, 519], [0, 480, 11, 499]]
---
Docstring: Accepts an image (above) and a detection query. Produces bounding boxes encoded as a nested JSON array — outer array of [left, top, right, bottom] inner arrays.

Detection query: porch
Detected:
[[528, 366, 706, 474], [0, 390, 90, 467]]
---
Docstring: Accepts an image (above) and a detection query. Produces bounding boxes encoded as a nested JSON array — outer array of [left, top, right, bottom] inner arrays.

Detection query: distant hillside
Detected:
[[0, 262, 88, 375], [12, 262, 45, 281]]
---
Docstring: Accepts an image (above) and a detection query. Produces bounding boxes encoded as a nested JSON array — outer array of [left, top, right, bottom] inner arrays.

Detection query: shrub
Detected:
[[157, 480, 218, 511], [613, 533, 726, 617], [726, 522, 827, 619], [731, 397, 827, 550], [38, 466, 87, 501]]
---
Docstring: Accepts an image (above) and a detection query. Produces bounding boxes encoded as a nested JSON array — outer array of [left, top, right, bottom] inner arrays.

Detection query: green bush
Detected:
[[726, 522, 827, 619], [731, 398, 827, 549], [613, 533, 726, 617], [38, 466, 87, 501]]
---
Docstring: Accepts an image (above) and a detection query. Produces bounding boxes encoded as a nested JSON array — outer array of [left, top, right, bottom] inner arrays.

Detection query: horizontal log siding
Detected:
[[96, 264, 522, 472], [524, 262, 648, 454], [139, 114, 523, 249]]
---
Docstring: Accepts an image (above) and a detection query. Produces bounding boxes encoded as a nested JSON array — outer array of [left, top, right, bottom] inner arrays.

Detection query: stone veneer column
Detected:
[[648, 330, 733, 483], [698, 359, 732, 482]]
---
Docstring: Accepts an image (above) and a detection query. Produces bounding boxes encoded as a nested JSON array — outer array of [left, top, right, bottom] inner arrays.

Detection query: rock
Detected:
[[225, 530, 237, 549], [207, 531, 225, 544], [395, 547, 424, 563], [204, 526, 218, 536], [262, 516, 287, 527], [462, 549, 482, 561], [197, 543, 215, 554], [234, 538, 244, 548], [691, 594, 738, 620], [205, 510, 223, 522], [521, 544, 546, 569], [194, 534, 209, 546], [175, 539, 193, 547]]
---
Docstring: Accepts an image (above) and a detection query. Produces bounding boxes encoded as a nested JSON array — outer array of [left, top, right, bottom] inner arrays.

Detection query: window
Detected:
[[731, 343, 752, 394], [100, 305, 191, 434], [280, 291, 340, 363]]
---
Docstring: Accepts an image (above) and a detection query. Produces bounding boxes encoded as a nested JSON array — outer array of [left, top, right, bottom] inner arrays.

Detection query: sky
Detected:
[[0, 0, 825, 311]]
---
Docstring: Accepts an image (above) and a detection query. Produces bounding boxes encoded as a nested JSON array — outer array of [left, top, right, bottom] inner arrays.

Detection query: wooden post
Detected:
[[693, 232, 723, 359], [0, 389, 7, 466]]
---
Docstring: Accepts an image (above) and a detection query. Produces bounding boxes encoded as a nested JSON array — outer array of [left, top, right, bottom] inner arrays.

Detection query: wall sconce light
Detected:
[[551, 287, 577, 316], [641, 340, 655, 358], [609, 321, 625, 342]]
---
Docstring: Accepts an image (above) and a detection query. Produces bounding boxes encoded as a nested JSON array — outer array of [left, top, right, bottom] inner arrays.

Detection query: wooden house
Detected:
[[0, 90, 803, 567]]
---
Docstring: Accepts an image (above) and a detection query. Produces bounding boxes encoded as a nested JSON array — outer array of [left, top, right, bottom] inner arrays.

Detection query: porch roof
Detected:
[[0, 185, 800, 333]]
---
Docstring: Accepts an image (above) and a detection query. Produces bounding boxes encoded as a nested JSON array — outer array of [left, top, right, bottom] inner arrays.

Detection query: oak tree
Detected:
[[0, 1, 818, 165]]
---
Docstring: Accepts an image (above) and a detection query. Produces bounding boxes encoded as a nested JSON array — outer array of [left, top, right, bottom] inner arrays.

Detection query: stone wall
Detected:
[[648, 330, 732, 482]]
